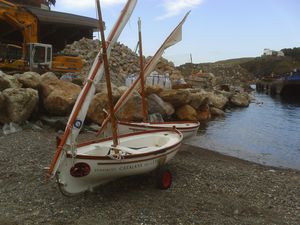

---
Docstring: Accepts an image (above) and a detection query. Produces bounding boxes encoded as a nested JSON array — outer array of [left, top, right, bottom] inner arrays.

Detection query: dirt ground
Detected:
[[0, 128, 299, 225]]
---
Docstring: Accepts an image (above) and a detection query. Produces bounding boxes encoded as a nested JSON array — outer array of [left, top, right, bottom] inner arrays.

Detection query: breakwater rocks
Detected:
[[0, 70, 252, 128]]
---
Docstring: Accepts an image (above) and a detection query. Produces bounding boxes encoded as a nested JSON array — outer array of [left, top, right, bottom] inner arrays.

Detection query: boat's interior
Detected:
[[77, 132, 178, 156]]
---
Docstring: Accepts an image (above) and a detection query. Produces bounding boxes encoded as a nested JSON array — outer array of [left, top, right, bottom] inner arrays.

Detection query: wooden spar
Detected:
[[190, 53, 194, 76], [96, 0, 119, 147], [138, 18, 148, 123], [47, 60, 102, 177], [47, 0, 135, 177]]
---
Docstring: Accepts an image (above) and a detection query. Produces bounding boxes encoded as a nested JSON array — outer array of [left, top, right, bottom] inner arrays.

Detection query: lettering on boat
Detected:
[[94, 167, 118, 172], [95, 159, 161, 172]]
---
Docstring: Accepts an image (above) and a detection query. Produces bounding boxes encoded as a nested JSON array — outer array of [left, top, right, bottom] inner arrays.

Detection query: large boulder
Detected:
[[87, 93, 110, 125], [16, 72, 41, 89], [40, 72, 58, 82], [2, 88, 38, 123], [40, 79, 81, 116], [148, 94, 175, 118], [210, 107, 225, 117], [197, 103, 211, 121], [144, 85, 163, 96], [206, 92, 228, 109], [117, 86, 129, 95], [159, 89, 191, 107], [95, 82, 121, 100], [176, 104, 197, 121], [0, 112, 8, 124], [189, 92, 205, 109], [117, 92, 144, 122], [230, 92, 250, 107], [0, 71, 22, 91], [0, 92, 8, 124], [0, 91, 4, 110]]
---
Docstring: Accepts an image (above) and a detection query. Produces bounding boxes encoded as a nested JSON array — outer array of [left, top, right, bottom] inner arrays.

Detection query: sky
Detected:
[[53, 0, 300, 65]]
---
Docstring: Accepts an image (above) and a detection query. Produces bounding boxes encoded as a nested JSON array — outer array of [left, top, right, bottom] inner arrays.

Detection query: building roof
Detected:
[[26, 6, 99, 31]]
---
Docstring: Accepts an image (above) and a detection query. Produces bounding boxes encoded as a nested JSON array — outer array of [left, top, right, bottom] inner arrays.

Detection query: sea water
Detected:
[[188, 91, 300, 170]]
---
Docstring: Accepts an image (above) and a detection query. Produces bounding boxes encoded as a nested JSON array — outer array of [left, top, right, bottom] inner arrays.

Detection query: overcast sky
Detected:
[[53, 0, 300, 65]]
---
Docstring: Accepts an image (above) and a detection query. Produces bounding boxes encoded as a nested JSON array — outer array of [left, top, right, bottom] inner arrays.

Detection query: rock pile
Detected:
[[83, 83, 252, 125], [60, 38, 183, 86]]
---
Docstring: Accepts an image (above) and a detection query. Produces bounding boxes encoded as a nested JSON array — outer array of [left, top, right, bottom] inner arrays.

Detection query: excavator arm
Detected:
[[0, 0, 38, 58], [0, 0, 83, 73]]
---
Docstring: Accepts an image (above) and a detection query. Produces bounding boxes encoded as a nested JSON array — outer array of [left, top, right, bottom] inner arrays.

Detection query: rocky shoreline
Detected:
[[0, 66, 253, 131], [0, 69, 253, 132], [0, 128, 299, 225], [0, 38, 254, 130]]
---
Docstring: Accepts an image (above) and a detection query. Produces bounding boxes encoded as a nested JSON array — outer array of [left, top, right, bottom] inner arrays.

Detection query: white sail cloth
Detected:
[[99, 11, 191, 132], [66, 0, 137, 145]]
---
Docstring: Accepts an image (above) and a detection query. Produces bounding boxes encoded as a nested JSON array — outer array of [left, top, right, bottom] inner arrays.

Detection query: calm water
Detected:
[[188, 91, 300, 170]]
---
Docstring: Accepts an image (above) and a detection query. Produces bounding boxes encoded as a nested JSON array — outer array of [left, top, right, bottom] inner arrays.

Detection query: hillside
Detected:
[[177, 62, 256, 87], [215, 57, 254, 65], [240, 55, 300, 78], [177, 47, 300, 82]]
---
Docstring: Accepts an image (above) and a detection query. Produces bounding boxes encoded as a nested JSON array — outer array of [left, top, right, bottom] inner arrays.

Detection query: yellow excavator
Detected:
[[0, 0, 83, 73]]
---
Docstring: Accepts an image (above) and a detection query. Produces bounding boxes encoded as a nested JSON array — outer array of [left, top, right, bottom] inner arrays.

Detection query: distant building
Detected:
[[263, 48, 273, 56], [263, 48, 285, 57], [277, 51, 285, 57]]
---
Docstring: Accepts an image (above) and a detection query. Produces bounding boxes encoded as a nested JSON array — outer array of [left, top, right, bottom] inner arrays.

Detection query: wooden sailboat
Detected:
[[118, 120, 200, 140], [47, 0, 183, 196], [102, 14, 200, 140]]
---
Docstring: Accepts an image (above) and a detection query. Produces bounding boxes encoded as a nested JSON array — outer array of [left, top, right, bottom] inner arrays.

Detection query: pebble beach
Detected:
[[0, 128, 299, 225]]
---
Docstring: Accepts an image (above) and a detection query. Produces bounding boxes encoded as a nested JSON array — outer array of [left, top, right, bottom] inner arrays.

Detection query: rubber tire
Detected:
[[157, 168, 172, 190]]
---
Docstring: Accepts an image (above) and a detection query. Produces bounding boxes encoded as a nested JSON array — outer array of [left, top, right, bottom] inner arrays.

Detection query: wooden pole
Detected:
[[138, 18, 148, 123], [190, 53, 194, 77], [96, 0, 118, 147]]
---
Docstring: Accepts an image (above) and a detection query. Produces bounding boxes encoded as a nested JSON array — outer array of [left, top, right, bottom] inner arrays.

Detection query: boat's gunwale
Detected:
[[66, 141, 181, 163], [118, 120, 200, 130]]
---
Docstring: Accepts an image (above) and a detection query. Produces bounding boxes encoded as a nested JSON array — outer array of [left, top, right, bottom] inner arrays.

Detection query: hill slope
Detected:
[[177, 47, 300, 84], [240, 56, 300, 77]]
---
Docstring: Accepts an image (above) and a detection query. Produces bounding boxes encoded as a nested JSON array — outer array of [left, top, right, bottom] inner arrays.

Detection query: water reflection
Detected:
[[188, 92, 300, 170]]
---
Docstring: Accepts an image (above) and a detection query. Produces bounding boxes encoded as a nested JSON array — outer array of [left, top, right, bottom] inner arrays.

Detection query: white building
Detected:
[[263, 48, 285, 57], [263, 48, 273, 56], [277, 51, 285, 57]]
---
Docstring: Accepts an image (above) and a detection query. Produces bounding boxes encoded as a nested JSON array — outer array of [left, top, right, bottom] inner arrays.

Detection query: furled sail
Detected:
[[47, 0, 137, 177], [98, 11, 190, 135]]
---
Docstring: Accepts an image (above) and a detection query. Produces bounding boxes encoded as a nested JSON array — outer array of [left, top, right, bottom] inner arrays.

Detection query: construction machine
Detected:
[[0, 0, 83, 73]]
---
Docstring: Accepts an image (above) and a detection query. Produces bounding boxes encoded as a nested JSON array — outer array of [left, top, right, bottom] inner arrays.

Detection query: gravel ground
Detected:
[[0, 128, 299, 225]]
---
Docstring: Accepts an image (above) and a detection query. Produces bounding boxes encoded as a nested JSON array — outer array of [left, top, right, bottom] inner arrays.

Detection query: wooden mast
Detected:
[[96, 0, 118, 147], [96, 11, 190, 137], [190, 53, 194, 77], [138, 18, 148, 123]]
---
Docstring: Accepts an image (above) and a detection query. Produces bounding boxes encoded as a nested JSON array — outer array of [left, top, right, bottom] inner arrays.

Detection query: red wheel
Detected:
[[157, 169, 172, 190]]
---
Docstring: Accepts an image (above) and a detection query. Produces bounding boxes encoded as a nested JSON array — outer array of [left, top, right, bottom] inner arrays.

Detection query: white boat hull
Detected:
[[56, 130, 182, 195], [115, 121, 200, 140]]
